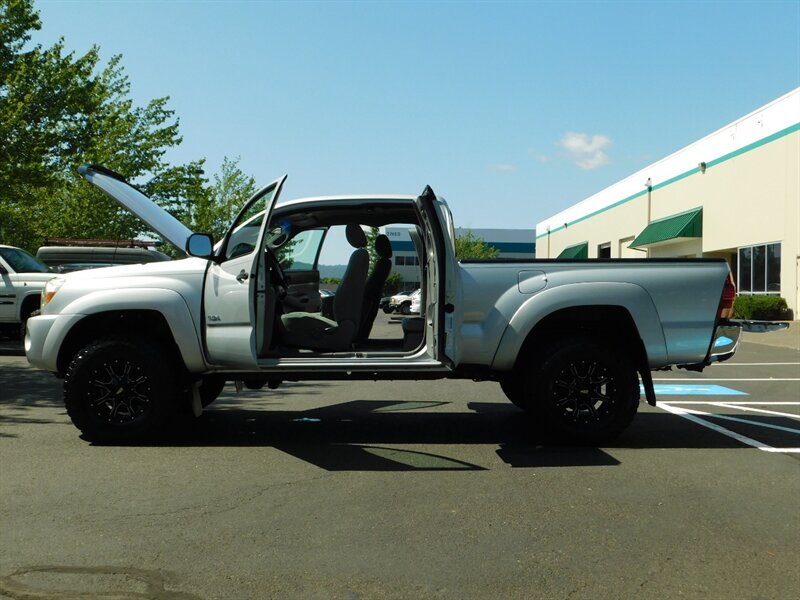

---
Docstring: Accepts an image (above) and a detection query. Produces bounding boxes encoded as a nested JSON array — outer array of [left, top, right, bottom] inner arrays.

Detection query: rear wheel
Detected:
[[526, 337, 640, 443], [64, 338, 176, 442]]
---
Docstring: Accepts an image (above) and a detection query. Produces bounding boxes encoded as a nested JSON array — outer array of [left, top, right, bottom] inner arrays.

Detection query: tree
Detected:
[[192, 156, 256, 241], [455, 231, 500, 261], [0, 0, 206, 252]]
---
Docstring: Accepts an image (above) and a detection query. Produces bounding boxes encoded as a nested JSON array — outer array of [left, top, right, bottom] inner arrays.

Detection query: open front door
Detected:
[[203, 176, 287, 368], [414, 186, 460, 367]]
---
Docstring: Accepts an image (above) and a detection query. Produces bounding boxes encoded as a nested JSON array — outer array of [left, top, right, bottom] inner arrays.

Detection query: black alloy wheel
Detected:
[[64, 338, 175, 442], [528, 337, 640, 443]]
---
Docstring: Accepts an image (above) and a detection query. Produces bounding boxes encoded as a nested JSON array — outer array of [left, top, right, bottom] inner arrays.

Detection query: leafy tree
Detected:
[[383, 271, 403, 295], [193, 156, 256, 241], [0, 0, 206, 252], [455, 231, 500, 261]]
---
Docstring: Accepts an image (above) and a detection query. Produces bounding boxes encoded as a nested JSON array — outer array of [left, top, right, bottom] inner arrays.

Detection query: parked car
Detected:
[[37, 242, 171, 271], [0, 245, 54, 339], [387, 289, 420, 315]]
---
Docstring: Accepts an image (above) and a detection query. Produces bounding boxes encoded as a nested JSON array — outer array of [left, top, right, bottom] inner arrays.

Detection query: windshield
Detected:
[[0, 247, 51, 273]]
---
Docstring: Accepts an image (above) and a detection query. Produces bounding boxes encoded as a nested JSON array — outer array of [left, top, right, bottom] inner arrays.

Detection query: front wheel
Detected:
[[527, 337, 640, 443], [64, 338, 177, 442]]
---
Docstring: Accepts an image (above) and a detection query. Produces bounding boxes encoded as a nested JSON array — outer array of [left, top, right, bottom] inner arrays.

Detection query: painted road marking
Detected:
[[641, 384, 747, 396], [672, 407, 800, 435], [660, 401, 799, 405], [653, 378, 800, 382], [659, 402, 800, 454], [716, 362, 800, 366], [712, 402, 800, 420]]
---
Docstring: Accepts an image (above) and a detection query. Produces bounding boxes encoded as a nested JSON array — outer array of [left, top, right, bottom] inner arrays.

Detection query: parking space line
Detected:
[[673, 407, 800, 435], [717, 362, 800, 366], [653, 378, 800, 382], [662, 401, 799, 405], [712, 402, 800, 420], [659, 402, 800, 454]]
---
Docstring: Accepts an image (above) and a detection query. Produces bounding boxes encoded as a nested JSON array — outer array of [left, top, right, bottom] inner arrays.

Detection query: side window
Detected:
[[279, 229, 326, 272]]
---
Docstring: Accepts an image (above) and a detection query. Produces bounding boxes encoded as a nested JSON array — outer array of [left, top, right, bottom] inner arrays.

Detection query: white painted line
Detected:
[[659, 403, 799, 453], [652, 378, 800, 382], [716, 362, 800, 366], [660, 401, 800, 405], [676, 407, 800, 435], [714, 402, 800, 420]]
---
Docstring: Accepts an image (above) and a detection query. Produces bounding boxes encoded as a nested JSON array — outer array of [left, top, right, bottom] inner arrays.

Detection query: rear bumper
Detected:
[[706, 322, 742, 364]]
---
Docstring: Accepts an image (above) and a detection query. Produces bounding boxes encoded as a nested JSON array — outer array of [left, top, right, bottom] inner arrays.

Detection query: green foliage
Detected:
[[0, 0, 208, 252], [320, 277, 341, 285], [192, 156, 256, 242], [455, 231, 500, 261], [733, 295, 789, 320], [364, 226, 381, 272], [383, 271, 403, 295]]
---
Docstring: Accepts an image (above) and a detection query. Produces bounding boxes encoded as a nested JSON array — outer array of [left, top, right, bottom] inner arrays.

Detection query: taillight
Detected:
[[717, 271, 736, 320]]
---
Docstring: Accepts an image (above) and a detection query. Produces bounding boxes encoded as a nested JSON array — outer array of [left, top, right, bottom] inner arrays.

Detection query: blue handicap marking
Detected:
[[640, 384, 748, 396]]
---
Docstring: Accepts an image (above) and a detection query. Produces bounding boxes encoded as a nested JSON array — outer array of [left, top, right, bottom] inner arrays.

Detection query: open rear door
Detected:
[[203, 176, 287, 368], [414, 186, 460, 367]]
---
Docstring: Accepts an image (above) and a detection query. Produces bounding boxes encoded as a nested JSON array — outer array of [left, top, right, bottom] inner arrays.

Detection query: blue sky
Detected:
[[33, 0, 799, 262]]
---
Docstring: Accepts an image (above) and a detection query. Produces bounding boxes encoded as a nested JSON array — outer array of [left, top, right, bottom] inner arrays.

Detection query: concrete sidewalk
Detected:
[[741, 321, 799, 351]]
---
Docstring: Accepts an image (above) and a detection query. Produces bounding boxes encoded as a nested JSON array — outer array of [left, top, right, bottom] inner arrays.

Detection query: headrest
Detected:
[[346, 224, 367, 248], [375, 234, 392, 258]]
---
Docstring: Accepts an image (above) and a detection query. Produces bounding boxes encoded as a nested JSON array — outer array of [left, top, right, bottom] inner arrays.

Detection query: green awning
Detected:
[[630, 208, 703, 249], [557, 241, 588, 259]]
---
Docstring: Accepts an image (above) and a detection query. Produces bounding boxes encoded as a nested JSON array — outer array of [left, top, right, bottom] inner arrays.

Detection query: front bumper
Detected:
[[25, 313, 83, 373]]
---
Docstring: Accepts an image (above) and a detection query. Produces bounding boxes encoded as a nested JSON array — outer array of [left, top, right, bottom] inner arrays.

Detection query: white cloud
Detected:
[[558, 132, 612, 170], [489, 163, 516, 172]]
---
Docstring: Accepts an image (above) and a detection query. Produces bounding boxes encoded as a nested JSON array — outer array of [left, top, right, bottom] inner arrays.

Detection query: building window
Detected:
[[597, 243, 611, 259], [738, 243, 780, 294], [395, 256, 405, 266]]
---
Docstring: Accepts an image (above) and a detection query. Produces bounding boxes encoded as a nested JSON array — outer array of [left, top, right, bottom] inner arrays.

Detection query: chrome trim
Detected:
[[707, 323, 742, 363]]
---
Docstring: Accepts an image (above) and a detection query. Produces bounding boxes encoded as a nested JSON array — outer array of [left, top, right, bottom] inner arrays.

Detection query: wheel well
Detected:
[[57, 310, 186, 376], [515, 305, 646, 371], [20, 294, 41, 320]]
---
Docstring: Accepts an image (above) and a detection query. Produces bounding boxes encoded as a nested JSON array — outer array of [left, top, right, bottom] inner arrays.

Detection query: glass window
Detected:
[[738, 243, 781, 295], [395, 256, 405, 266], [767, 243, 781, 293], [753, 245, 766, 292], [738, 247, 752, 292], [0, 247, 51, 273], [280, 229, 325, 272]]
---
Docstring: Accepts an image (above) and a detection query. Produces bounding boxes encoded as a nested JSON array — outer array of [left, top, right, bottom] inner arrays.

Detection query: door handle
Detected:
[[236, 270, 249, 282]]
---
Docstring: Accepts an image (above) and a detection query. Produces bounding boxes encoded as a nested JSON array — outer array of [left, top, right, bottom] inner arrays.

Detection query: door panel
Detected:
[[203, 176, 287, 367]]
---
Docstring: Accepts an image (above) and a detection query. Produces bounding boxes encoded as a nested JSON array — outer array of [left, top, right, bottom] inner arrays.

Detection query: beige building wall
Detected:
[[536, 90, 800, 316]]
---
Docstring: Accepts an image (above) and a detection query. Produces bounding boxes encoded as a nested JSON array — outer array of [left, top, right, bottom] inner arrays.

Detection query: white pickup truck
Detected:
[[0, 245, 53, 339], [26, 164, 742, 443]]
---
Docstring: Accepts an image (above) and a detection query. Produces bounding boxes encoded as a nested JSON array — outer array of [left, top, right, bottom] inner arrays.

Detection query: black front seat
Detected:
[[280, 224, 369, 351], [358, 233, 393, 340]]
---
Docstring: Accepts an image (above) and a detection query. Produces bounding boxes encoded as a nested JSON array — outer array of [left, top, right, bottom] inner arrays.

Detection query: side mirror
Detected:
[[186, 233, 214, 259]]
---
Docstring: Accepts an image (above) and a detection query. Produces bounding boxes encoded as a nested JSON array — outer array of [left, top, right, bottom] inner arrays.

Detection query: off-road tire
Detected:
[[64, 338, 177, 442], [526, 337, 640, 443]]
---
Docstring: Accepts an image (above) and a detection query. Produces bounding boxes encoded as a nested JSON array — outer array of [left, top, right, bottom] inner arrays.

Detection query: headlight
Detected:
[[41, 277, 65, 307]]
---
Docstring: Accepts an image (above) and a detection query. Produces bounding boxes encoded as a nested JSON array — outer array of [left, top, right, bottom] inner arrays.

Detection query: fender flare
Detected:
[[54, 288, 206, 372], [490, 281, 668, 371]]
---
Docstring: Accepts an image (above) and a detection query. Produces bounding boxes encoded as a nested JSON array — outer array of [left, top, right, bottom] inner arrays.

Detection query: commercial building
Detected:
[[386, 226, 536, 291], [535, 88, 799, 316]]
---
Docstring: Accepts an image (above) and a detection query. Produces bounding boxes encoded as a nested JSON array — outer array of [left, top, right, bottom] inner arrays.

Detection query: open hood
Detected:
[[79, 164, 194, 251]]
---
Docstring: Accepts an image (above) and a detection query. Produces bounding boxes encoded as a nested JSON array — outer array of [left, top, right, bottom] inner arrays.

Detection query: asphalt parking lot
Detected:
[[1, 320, 798, 600]]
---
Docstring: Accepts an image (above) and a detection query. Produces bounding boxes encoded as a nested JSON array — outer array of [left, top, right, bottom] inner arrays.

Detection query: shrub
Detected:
[[733, 295, 789, 320]]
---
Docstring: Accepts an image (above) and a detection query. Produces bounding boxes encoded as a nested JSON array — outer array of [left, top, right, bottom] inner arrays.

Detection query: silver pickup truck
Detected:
[[26, 164, 741, 443]]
